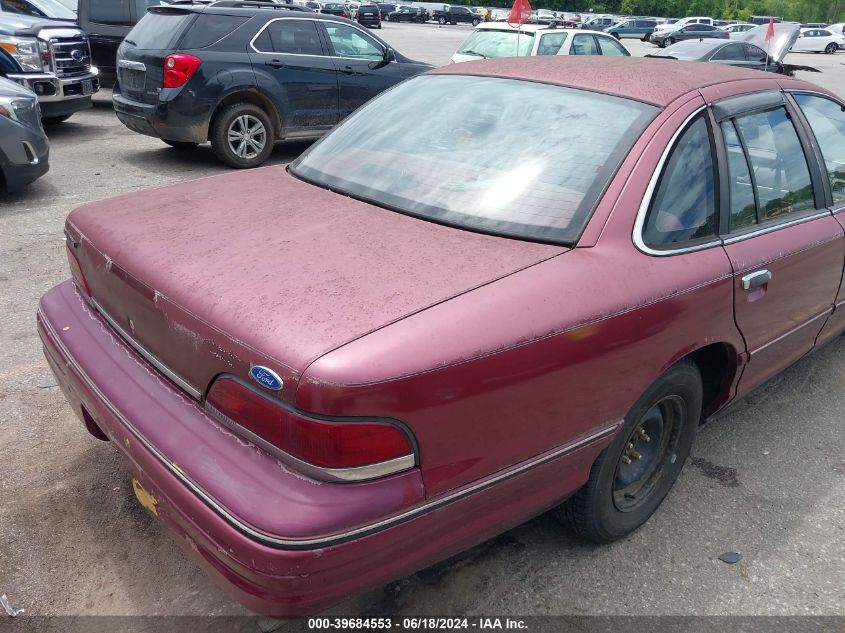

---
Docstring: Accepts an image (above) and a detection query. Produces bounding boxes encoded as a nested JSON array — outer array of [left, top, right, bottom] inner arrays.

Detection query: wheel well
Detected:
[[212, 91, 282, 140], [686, 343, 739, 419]]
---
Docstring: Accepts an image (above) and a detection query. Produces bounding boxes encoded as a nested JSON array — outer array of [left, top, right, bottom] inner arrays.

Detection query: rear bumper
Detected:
[[112, 90, 210, 144], [38, 280, 613, 616]]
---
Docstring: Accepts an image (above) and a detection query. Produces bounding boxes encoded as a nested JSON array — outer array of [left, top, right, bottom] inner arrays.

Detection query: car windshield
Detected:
[[456, 30, 536, 58], [291, 75, 657, 244]]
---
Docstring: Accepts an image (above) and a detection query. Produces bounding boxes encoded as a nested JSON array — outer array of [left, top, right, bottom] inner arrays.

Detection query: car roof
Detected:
[[475, 23, 608, 35], [429, 56, 815, 107]]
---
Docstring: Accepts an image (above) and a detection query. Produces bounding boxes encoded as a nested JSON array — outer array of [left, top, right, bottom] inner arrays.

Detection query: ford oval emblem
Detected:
[[249, 366, 284, 391], [71, 49, 84, 62]]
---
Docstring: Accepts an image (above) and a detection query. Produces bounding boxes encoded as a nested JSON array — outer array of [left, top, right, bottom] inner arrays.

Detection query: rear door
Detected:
[[248, 17, 340, 131], [320, 21, 406, 117], [713, 92, 844, 392]]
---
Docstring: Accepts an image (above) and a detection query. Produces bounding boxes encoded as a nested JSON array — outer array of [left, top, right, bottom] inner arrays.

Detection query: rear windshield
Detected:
[[359, 6, 377, 12], [457, 29, 535, 58], [123, 10, 193, 49], [180, 14, 249, 49], [291, 75, 657, 245]]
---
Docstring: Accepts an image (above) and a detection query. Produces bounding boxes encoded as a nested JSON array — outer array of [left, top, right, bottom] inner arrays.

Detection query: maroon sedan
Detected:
[[38, 57, 845, 615]]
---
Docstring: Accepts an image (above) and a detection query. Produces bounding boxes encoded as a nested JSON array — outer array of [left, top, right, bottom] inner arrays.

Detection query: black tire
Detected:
[[667, 37, 676, 46], [610, 32, 620, 39], [555, 359, 702, 544], [471, 18, 480, 26], [162, 140, 199, 150], [438, 16, 446, 25], [42, 115, 71, 125], [825, 43, 837, 54], [210, 102, 274, 169]]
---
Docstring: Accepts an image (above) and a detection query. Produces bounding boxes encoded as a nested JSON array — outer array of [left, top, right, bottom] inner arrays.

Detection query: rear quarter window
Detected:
[[180, 14, 249, 49], [124, 10, 194, 50]]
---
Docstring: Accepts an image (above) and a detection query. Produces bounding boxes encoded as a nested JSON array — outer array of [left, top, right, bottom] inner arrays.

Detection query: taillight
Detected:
[[65, 239, 91, 296], [341, 10, 347, 17], [205, 376, 415, 480], [162, 54, 202, 89]]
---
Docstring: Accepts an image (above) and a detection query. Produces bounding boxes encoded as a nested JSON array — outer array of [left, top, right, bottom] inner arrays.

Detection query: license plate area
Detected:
[[82, 79, 94, 96]]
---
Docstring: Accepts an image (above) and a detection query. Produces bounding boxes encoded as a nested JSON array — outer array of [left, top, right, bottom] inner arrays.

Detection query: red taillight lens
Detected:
[[162, 54, 202, 89], [66, 244, 91, 296], [206, 377, 414, 476]]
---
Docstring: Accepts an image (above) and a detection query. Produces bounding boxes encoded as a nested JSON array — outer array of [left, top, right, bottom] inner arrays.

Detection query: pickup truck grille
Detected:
[[48, 36, 92, 78]]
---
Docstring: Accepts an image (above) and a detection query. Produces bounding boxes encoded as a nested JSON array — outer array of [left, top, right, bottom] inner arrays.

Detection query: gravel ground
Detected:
[[0, 22, 843, 627]]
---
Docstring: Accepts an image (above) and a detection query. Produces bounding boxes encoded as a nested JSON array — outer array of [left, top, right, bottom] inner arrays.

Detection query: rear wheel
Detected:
[[438, 16, 446, 25], [610, 31, 620, 39], [825, 43, 837, 54], [471, 18, 480, 26], [555, 359, 702, 543], [210, 103, 274, 169], [163, 140, 199, 150]]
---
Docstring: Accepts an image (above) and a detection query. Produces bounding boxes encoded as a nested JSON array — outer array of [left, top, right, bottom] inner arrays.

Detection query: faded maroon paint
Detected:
[[38, 285, 609, 615], [38, 59, 845, 615], [67, 171, 562, 402], [723, 219, 844, 393], [39, 281, 426, 539]]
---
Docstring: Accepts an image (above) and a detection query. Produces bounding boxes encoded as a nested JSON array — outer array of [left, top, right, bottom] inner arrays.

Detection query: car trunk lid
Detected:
[[66, 167, 566, 404]]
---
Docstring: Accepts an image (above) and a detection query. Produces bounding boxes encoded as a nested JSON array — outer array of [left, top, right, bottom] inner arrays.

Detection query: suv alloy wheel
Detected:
[[211, 103, 275, 169]]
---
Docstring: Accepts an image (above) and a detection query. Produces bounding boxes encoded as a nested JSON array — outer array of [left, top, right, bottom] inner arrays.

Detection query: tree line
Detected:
[[466, 0, 845, 23]]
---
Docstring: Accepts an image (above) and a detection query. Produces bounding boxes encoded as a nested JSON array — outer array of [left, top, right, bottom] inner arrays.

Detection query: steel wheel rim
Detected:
[[612, 395, 685, 513], [227, 114, 267, 160]]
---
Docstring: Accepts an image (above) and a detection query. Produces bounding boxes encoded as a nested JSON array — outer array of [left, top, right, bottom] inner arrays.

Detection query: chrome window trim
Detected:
[[635, 98, 837, 256], [720, 210, 832, 245], [632, 105, 723, 257], [91, 297, 204, 400], [40, 310, 619, 550], [249, 17, 325, 55], [249, 16, 389, 61]]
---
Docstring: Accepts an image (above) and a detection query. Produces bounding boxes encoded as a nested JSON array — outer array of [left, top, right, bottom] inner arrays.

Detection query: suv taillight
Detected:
[[162, 54, 202, 89], [205, 376, 415, 480]]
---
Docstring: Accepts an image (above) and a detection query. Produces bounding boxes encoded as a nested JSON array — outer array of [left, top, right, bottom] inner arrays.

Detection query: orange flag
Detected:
[[507, 0, 532, 27], [765, 16, 775, 40]]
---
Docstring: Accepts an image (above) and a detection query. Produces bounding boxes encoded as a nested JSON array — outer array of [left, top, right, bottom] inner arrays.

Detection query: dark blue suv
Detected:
[[113, 1, 431, 168]]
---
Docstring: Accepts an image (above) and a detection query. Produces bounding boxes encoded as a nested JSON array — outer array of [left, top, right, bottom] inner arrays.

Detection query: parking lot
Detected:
[[1, 21, 844, 623]]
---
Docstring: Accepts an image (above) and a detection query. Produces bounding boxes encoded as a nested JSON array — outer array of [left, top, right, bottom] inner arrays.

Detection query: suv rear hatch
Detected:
[[116, 8, 195, 104]]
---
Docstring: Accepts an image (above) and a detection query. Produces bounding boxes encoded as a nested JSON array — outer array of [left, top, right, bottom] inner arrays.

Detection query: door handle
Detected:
[[741, 269, 772, 291], [340, 66, 356, 74], [265, 60, 286, 69]]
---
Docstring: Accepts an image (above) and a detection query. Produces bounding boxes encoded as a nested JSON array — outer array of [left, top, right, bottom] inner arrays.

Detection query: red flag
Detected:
[[507, 0, 531, 28], [765, 16, 775, 41]]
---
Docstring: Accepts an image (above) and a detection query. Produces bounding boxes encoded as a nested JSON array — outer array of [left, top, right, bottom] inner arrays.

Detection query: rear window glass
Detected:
[[291, 75, 657, 245], [457, 29, 535, 58], [180, 14, 248, 49], [123, 10, 193, 50], [359, 6, 377, 12]]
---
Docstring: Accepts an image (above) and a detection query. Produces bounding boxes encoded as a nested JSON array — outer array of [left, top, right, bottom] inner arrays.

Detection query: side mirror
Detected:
[[383, 47, 396, 62]]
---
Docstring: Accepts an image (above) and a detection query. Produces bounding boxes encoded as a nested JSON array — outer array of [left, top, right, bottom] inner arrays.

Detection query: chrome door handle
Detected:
[[741, 269, 772, 291]]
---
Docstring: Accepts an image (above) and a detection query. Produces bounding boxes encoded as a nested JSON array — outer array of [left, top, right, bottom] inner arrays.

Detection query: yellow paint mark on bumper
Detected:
[[132, 478, 158, 516]]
